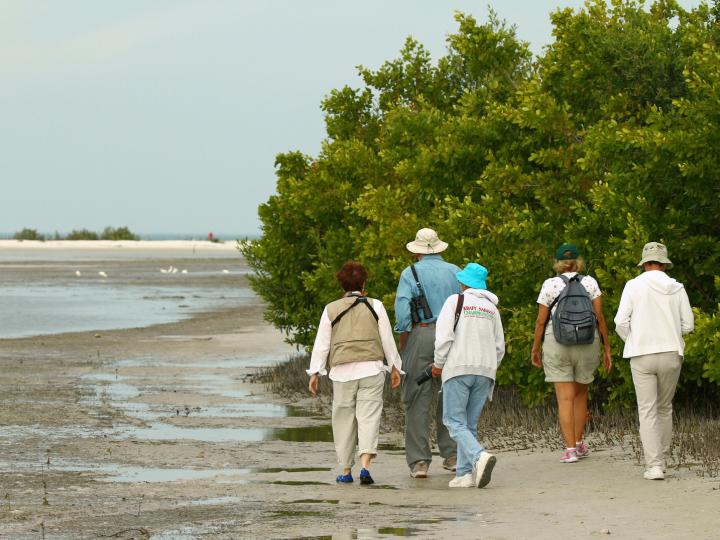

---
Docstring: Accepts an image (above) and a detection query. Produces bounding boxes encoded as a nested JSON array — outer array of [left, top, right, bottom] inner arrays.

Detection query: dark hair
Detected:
[[336, 261, 367, 292]]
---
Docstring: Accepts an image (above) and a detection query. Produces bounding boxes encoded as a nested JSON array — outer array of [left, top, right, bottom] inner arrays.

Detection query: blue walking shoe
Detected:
[[359, 468, 374, 485], [336, 472, 353, 483]]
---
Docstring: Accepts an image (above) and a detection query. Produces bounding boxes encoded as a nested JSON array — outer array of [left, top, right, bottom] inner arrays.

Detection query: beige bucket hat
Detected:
[[406, 228, 448, 254], [637, 242, 673, 268]]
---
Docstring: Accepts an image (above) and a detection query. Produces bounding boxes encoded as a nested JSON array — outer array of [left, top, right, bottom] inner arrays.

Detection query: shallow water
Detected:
[[118, 423, 333, 443], [0, 246, 240, 262], [0, 283, 252, 339], [56, 463, 252, 483], [0, 247, 254, 338]]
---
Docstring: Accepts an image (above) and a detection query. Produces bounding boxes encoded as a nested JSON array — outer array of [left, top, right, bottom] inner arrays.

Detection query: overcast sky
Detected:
[[0, 1, 703, 238]]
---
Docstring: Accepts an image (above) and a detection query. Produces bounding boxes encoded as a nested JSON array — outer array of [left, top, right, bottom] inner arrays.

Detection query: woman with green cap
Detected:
[[530, 243, 612, 463]]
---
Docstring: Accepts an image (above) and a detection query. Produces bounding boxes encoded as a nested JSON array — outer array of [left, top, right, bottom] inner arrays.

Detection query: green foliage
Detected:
[[14, 226, 140, 241], [12, 228, 45, 241], [100, 226, 139, 241], [66, 229, 99, 240], [243, 2, 720, 409]]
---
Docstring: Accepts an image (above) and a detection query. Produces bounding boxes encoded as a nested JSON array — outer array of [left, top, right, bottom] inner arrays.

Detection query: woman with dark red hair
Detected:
[[308, 261, 402, 485]]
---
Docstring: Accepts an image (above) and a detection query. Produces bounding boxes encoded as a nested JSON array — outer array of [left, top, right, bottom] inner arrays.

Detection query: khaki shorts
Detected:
[[542, 325, 600, 384]]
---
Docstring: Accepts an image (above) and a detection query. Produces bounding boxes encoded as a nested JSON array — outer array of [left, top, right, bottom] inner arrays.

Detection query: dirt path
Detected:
[[1, 294, 719, 539]]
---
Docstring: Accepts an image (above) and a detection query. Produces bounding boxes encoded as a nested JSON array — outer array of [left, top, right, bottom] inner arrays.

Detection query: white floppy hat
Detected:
[[637, 242, 673, 268], [406, 228, 448, 254]]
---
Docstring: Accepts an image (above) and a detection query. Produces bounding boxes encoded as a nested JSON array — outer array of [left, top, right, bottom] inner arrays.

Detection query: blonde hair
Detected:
[[553, 258, 585, 274]]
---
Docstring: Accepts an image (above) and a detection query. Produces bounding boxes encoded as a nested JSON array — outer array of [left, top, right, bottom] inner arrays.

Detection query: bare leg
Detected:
[[554, 382, 577, 448], [573, 382, 589, 443], [360, 453, 374, 470]]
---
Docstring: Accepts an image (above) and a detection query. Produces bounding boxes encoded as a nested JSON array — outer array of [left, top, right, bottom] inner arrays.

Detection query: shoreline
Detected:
[[0, 239, 240, 251]]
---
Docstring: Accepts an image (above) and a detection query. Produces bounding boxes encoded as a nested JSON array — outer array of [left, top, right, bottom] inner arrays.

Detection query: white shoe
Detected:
[[473, 451, 496, 488], [448, 473, 474, 488], [643, 466, 664, 480]]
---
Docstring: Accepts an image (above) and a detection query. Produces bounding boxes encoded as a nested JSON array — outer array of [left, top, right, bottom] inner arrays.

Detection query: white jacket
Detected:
[[614, 270, 694, 358], [433, 288, 505, 384]]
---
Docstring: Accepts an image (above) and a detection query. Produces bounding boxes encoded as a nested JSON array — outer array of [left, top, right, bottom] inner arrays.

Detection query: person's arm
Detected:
[[614, 284, 633, 342], [494, 307, 506, 366], [679, 287, 694, 335], [432, 295, 456, 374], [531, 304, 549, 368], [393, 270, 414, 343], [307, 307, 331, 394], [373, 299, 403, 389], [592, 296, 613, 373]]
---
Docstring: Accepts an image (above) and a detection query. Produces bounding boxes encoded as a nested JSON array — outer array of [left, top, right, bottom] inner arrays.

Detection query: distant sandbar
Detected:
[[0, 239, 239, 251]]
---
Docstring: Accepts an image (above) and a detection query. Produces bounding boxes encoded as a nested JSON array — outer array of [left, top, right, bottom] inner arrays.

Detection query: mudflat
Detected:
[[1, 257, 718, 539]]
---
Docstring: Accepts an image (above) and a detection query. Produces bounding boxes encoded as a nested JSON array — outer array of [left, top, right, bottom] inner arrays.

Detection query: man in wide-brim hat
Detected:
[[614, 242, 694, 480], [394, 228, 460, 478]]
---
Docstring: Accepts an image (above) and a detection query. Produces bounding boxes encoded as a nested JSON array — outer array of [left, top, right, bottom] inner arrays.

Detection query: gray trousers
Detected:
[[630, 352, 682, 469], [401, 325, 456, 467]]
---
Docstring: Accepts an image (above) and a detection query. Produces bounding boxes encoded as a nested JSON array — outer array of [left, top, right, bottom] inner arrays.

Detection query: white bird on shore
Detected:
[[160, 268, 168, 274], [181, 269, 188, 274], [75, 270, 82, 277], [98, 271, 108, 278], [171, 267, 179, 274], [222, 269, 230, 274]]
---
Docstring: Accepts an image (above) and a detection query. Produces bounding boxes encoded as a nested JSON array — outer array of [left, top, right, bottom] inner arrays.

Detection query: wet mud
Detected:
[[1, 259, 719, 539]]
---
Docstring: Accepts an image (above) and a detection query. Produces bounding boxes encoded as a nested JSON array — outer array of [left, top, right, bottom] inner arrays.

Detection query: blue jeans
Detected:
[[442, 375, 493, 476]]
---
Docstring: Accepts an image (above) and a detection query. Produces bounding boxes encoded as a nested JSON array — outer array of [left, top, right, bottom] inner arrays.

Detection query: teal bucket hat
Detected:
[[456, 263, 488, 290]]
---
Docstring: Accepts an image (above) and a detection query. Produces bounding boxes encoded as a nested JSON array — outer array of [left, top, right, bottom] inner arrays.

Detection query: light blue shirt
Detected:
[[394, 254, 461, 333]]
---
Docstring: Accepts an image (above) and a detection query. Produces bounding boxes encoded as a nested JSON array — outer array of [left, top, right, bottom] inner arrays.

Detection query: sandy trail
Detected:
[[0, 257, 718, 539]]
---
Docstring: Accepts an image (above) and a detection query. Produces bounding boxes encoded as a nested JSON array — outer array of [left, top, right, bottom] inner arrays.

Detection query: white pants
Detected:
[[332, 372, 384, 469], [630, 352, 682, 469]]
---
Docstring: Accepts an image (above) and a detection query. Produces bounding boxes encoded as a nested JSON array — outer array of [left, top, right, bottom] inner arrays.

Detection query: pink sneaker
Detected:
[[560, 448, 579, 463], [576, 441, 590, 458]]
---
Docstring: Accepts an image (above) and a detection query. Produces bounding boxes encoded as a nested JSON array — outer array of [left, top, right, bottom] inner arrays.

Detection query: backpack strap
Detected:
[[410, 264, 421, 288], [410, 265, 426, 299], [542, 275, 570, 340], [362, 297, 380, 322], [331, 296, 379, 327], [453, 293, 464, 332]]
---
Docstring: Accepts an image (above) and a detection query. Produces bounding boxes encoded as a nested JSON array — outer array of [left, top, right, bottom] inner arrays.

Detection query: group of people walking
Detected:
[[307, 228, 694, 488]]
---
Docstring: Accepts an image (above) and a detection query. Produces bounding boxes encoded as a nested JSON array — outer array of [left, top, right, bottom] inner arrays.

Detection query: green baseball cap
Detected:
[[555, 243, 579, 260]]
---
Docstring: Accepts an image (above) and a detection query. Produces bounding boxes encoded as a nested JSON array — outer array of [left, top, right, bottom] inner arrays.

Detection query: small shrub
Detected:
[[66, 229, 99, 240], [100, 226, 140, 241], [12, 228, 45, 241]]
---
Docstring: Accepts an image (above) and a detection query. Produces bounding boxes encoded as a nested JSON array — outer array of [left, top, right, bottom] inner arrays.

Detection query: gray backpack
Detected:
[[549, 275, 596, 345]]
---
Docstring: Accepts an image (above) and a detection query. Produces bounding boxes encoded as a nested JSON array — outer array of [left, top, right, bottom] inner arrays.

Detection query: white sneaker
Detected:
[[473, 451, 496, 488], [643, 466, 664, 480], [448, 473, 474, 488]]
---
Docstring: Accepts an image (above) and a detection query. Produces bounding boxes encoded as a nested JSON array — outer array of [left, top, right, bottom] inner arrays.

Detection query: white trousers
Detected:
[[630, 352, 682, 469], [332, 372, 384, 469]]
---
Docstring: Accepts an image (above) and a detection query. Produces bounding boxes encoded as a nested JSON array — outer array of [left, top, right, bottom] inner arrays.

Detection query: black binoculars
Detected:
[[410, 294, 432, 323], [415, 364, 434, 385]]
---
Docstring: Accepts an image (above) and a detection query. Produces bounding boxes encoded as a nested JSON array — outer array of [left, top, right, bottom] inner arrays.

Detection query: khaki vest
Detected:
[[326, 296, 384, 368]]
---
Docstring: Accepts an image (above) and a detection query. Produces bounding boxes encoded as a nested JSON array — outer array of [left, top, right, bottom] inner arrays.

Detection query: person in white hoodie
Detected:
[[431, 263, 505, 488], [614, 242, 694, 481]]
